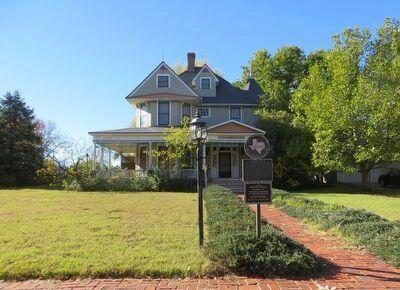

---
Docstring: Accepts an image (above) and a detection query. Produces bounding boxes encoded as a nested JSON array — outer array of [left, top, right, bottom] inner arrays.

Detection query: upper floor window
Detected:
[[139, 103, 148, 127], [197, 107, 210, 118], [230, 106, 242, 122], [157, 74, 170, 88], [158, 101, 170, 126], [182, 103, 191, 120], [200, 77, 211, 90]]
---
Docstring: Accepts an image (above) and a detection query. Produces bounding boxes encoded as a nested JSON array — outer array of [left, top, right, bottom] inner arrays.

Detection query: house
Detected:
[[89, 52, 265, 184]]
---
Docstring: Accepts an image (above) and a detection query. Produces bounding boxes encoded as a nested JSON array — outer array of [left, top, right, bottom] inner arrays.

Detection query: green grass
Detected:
[[295, 185, 400, 221], [273, 191, 400, 268], [0, 188, 210, 280]]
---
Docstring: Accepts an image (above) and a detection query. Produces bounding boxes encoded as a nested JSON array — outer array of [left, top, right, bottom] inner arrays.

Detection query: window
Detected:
[[157, 74, 169, 87], [230, 106, 241, 122], [200, 77, 211, 90], [196, 107, 210, 118], [139, 103, 148, 127], [158, 101, 170, 126], [182, 103, 191, 120]]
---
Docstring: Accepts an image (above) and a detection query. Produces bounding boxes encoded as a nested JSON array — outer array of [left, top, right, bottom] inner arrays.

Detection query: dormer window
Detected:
[[200, 77, 211, 90], [157, 74, 170, 88]]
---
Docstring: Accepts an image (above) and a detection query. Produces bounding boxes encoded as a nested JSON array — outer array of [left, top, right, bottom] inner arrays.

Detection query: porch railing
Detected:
[[123, 169, 196, 179]]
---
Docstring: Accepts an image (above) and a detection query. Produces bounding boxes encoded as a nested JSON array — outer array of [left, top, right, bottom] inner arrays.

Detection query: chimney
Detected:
[[187, 52, 195, 71]]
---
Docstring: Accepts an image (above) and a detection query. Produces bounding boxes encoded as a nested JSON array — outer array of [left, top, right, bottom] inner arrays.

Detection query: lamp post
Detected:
[[190, 114, 208, 247]]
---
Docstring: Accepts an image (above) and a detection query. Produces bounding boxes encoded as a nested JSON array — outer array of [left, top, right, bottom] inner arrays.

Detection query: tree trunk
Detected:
[[361, 170, 370, 186]]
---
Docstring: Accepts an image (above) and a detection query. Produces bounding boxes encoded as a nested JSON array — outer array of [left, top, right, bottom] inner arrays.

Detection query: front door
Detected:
[[218, 152, 231, 178]]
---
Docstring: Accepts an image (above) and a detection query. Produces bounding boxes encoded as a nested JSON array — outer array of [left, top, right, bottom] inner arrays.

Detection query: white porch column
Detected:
[[148, 142, 153, 169], [100, 146, 104, 165], [93, 143, 97, 164], [108, 148, 112, 168], [203, 143, 207, 186]]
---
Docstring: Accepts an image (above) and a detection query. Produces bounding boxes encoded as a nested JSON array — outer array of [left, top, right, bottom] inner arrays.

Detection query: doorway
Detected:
[[139, 146, 147, 171], [218, 152, 231, 178]]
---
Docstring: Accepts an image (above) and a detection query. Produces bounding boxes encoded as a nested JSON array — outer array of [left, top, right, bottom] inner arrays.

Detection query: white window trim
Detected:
[[156, 74, 170, 88], [139, 103, 149, 127], [200, 77, 212, 90], [196, 107, 211, 118], [181, 102, 191, 121], [229, 106, 242, 122], [157, 100, 171, 126]]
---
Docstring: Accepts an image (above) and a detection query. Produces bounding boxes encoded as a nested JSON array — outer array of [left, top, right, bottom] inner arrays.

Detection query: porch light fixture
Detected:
[[189, 114, 208, 142], [190, 114, 207, 247]]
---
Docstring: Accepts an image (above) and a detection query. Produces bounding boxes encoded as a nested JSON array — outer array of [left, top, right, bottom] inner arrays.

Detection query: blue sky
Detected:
[[1, 0, 399, 141]]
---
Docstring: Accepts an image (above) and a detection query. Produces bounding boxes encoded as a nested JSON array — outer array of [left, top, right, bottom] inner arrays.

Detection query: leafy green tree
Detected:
[[152, 117, 194, 170], [0, 91, 44, 185], [237, 47, 319, 188], [292, 18, 400, 185]]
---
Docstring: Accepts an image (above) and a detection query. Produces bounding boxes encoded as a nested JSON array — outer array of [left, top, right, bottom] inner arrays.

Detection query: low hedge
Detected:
[[203, 185, 324, 277], [273, 193, 400, 267]]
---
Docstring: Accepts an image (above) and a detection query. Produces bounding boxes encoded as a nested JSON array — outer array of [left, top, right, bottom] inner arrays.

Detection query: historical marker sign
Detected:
[[244, 134, 271, 160], [245, 181, 272, 203], [242, 159, 273, 182], [242, 134, 273, 237]]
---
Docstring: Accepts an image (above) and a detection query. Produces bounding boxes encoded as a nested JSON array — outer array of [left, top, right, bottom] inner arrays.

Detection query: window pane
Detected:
[[182, 104, 190, 118], [230, 107, 241, 121], [197, 107, 209, 117], [159, 102, 169, 113], [158, 114, 169, 125], [201, 78, 210, 89], [158, 102, 170, 125], [157, 75, 169, 87]]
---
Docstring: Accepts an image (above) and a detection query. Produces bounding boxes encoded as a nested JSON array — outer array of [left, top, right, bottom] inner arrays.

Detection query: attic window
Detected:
[[200, 77, 211, 90], [157, 74, 170, 88]]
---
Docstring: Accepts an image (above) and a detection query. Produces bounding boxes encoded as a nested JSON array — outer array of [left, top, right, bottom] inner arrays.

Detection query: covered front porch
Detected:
[[89, 120, 265, 182]]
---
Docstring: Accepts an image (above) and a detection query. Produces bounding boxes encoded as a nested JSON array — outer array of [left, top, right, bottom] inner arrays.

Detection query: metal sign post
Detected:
[[242, 134, 273, 238]]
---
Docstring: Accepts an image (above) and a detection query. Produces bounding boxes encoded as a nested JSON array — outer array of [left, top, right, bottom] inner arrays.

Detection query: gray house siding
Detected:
[[139, 102, 258, 128], [242, 107, 258, 127], [131, 65, 197, 98], [193, 71, 217, 97], [171, 101, 181, 126], [148, 101, 157, 127], [197, 106, 258, 128]]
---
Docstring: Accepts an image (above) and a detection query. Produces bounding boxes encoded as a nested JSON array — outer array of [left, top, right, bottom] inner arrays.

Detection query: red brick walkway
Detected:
[[1, 201, 400, 289]]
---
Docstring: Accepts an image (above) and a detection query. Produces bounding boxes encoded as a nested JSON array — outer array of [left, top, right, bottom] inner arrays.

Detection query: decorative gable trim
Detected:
[[126, 61, 199, 99], [208, 120, 265, 134], [192, 64, 219, 85]]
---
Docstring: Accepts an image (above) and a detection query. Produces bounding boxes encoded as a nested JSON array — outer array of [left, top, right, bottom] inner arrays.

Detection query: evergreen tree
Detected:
[[0, 91, 44, 185]]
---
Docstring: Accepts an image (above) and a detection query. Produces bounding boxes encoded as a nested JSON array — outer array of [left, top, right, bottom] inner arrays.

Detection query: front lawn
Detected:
[[295, 185, 400, 221], [0, 188, 210, 279]]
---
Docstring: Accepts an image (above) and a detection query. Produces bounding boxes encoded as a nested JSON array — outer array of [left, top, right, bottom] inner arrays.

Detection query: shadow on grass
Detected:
[[292, 183, 400, 197]]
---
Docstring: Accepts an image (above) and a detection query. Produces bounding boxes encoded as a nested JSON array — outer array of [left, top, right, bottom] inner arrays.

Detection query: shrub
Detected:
[[62, 165, 160, 192], [203, 185, 324, 277], [36, 159, 66, 188], [273, 193, 400, 267]]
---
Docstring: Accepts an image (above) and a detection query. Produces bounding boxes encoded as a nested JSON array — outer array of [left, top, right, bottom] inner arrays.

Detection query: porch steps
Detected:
[[208, 179, 244, 194]]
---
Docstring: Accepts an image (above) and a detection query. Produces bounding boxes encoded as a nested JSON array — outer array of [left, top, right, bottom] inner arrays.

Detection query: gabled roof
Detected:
[[179, 68, 264, 105], [126, 61, 198, 99], [191, 64, 219, 84], [208, 120, 265, 134]]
